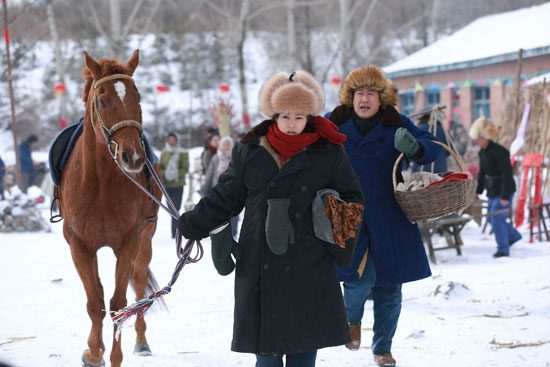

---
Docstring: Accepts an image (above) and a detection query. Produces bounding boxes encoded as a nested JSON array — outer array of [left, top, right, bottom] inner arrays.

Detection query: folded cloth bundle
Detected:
[[312, 189, 363, 248], [396, 171, 443, 192]]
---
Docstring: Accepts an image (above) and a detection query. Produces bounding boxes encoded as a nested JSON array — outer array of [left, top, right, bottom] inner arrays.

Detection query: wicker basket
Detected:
[[393, 141, 476, 223]]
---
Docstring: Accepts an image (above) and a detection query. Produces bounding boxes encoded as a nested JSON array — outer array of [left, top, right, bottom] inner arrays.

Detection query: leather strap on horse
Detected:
[[89, 73, 144, 156]]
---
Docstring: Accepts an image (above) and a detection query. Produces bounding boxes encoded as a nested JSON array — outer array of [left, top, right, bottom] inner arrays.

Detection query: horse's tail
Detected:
[[130, 267, 168, 313]]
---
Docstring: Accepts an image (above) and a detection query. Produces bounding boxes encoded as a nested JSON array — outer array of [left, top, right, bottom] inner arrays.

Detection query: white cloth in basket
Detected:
[[397, 172, 442, 192]]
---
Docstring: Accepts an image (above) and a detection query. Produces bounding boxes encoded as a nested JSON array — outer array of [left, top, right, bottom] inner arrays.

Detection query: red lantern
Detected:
[[54, 83, 66, 97], [331, 76, 342, 90], [156, 85, 168, 94], [219, 83, 230, 93], [242, 112, 250, 127], [58, 117, 68, 130]]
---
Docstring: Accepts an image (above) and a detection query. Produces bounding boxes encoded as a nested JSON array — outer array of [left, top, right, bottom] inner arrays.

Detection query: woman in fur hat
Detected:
[[469, 117, 521, 257], [325, 65, 442, 367], [178, 71, 364, 366]]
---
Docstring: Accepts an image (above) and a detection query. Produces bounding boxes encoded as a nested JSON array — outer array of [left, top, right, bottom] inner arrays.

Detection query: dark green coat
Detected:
[[178, 120, 364, 355], [158, 149, 189, 188]]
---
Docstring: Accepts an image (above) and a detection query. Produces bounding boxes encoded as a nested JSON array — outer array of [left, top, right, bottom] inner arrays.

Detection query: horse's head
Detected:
[[83, 49, 146, 174]]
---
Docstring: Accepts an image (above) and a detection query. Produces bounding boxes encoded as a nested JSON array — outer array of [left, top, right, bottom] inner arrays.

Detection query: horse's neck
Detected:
[[79, 117, 119, 186]]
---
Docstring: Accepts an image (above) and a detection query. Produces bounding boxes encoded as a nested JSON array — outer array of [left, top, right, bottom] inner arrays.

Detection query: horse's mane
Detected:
[[82, 58, 133, 103]]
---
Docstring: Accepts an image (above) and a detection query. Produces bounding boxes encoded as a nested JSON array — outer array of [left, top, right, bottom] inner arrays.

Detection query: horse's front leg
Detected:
[[109, 241, 139, 367], [67, 235, 106, 366], [132, 224, 155, 355]]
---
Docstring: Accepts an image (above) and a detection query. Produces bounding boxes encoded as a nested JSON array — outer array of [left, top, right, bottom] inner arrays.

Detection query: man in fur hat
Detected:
[[326, 65, 442, 367], [469, 117, 521, 257]]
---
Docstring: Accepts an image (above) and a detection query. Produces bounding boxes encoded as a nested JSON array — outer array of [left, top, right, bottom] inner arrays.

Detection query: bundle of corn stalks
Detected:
[[498, 85, 524, 150]]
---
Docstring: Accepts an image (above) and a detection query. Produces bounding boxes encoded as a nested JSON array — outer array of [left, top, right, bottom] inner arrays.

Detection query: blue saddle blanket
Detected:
[[49, 118, 158, 187]]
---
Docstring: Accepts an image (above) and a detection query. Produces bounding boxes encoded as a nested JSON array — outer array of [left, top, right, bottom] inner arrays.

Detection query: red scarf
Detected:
[[266, 116, 346, 163]]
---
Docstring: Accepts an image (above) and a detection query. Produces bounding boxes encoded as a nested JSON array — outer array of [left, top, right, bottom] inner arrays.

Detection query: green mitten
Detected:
[[210, 223, 236, 276], [394, 127, 421, 157], [265, 198, 295, 255]]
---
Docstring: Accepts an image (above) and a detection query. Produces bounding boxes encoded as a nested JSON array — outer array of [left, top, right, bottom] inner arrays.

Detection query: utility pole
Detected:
[[2, 0, 22, 189]]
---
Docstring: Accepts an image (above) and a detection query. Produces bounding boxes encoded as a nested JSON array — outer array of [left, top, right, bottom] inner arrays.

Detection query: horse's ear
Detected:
[[84, 51, 101, 80], [127, 49, 139, 76]]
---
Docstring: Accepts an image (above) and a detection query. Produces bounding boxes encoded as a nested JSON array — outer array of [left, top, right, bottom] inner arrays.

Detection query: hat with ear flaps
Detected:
[[339, 64, 398, 108], [258, 70, 325, 118], [469, 116, 499, 141]]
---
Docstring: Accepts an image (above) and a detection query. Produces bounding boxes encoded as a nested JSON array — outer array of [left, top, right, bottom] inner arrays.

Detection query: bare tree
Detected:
[[82, 0, 146, 58], [46, 0, 66, 120]]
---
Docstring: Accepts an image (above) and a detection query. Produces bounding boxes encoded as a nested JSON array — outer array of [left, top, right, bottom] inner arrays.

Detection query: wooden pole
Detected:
[[2, 0, 22, 189], [514, 49, 524, 131]]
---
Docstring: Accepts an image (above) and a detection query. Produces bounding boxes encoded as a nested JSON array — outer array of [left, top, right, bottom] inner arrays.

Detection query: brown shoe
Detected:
[[345, 323, 361, 351], [373, 352, 396, 367]]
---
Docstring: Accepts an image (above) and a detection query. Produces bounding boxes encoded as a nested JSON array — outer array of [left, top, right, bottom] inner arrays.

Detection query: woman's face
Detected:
[[221, 140, 232, 152], [210, 135, 220, 147], [275, 112, 308, 135]]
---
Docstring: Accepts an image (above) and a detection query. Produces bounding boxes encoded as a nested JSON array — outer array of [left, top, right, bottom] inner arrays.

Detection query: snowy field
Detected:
[[1, 191, 549, 367]]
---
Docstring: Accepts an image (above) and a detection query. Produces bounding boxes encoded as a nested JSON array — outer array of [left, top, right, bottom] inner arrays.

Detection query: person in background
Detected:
[[412, 112, 449, 173], [159, 132, 190, 238], [0, 154, 5, 200], [469, 116, 521, 257], [19, 134, 39, 193], [201, 131, 220, 176], [325, 64, 442, 367], [178, 70, 364, 367], [202, 136, 240, 238]]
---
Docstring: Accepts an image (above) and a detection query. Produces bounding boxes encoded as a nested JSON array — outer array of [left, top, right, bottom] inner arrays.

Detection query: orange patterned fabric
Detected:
[[324, 195, 363, 248]]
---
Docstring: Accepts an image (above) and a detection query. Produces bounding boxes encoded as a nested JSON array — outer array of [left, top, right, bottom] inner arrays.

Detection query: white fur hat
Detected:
[[258, 71, 325, 118], [469, 116, 499, 141]]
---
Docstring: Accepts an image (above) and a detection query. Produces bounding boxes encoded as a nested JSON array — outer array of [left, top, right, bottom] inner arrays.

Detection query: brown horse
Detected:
[[58, 49, 161, 367]]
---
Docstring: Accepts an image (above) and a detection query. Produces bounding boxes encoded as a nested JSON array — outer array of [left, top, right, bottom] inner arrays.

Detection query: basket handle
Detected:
[[392, 140, 467, 191]]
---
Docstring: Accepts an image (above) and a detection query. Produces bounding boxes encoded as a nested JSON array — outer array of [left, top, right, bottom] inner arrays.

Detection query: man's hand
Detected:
[[500, 199, 509, 206]]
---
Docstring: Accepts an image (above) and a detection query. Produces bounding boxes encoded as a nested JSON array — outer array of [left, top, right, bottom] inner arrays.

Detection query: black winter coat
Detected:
[[178, 120, 364, 355], [476, 141, 516, 200]]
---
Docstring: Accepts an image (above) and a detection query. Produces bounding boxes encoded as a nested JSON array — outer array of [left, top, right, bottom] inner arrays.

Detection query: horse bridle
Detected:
[[90, 73, 144, 158]]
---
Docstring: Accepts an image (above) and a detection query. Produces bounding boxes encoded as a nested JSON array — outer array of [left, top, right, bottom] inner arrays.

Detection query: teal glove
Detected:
[[265, 198, 295, 255], [210, 223, 236, 276], [394, 127, 421, 157]]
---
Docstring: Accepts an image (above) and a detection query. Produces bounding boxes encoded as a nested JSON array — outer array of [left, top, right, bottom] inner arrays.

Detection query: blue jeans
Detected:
[[255, 351, 317, 367], [343, 256, 402, 354], [488, 195, 522, 255]]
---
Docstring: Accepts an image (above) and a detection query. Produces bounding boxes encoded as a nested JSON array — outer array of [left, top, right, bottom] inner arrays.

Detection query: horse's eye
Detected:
[[100, 99, 107, 108], [98, 86, 105, 94]]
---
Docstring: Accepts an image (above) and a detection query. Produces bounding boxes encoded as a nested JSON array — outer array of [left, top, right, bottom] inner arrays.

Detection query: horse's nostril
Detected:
[[121, 151, 129, 163]]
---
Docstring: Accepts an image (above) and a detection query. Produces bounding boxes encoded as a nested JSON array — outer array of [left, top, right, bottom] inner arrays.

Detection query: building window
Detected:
[[473, 86, 490, 120], [400, 92, 414, 116], [426, 89, 440, 109]]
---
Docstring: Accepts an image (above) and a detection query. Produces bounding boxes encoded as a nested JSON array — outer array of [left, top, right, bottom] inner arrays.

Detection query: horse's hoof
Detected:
[[134, 344, 152, 356], [81, 354, 105, 367]]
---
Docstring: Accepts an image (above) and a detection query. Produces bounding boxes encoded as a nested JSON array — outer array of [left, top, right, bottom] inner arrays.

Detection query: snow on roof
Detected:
[[384, 3, 550, 76], [527, 71, 550, 86]]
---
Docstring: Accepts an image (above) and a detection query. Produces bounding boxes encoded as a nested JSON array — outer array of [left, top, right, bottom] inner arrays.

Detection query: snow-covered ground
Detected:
[[1, 187, 550, 366]]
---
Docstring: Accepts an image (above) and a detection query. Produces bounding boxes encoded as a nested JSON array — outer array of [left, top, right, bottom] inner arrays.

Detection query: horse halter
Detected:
[[90, 73, 144, 158]]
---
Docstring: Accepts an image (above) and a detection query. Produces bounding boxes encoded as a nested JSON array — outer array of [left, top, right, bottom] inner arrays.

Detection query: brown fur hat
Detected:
[[258, 71, 325, 118], [339, 65, 398, 108], [469, 116, 499, 141]]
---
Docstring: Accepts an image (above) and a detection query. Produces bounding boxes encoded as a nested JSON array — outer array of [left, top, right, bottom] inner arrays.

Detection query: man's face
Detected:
[[167, 136, 177, 147], [353, 87, 381, 119]]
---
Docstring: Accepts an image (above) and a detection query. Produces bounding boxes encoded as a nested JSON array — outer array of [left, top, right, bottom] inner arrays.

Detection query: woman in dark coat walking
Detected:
[[178, 71, 364, 366]]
